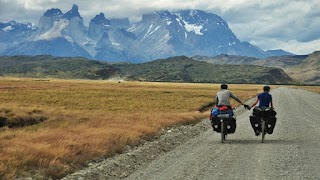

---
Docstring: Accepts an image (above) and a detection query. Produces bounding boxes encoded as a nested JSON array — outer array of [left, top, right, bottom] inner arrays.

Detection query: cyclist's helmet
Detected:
[[221, 83, 228, 89], [263, 85, 270, 92]]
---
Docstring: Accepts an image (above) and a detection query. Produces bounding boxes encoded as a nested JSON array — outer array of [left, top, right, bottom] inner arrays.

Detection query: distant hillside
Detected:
[[0, 55, 293, 84], [0, 55, 120, 79], [193, 54, 307, 69], [192, 53, 320, 85], [266, 49, 295, 56], [192, 54, 259, 65], [114, 56, 293, 84], [252, 55, 308, 70], [287, 51, 320, 85]]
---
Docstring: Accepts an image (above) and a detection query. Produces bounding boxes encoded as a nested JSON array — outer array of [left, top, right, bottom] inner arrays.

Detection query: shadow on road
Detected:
[[218, 139, 295, 145]]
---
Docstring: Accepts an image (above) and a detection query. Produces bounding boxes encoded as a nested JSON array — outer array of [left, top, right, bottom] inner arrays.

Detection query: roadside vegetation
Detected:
[[0, 77, 318, 179]]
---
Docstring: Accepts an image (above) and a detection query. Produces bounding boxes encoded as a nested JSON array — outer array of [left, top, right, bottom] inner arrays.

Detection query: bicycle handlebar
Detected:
[[244, 104, 251, 110]]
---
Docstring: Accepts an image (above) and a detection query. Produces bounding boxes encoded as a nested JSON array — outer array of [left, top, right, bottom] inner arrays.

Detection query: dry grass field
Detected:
[[0, 77, 317, 179], [292, 85, 320, 93]]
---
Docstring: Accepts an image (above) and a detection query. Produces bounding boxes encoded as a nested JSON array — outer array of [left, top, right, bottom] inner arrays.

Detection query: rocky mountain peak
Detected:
[[91, 13, 111, 25], [44, 8, 63, 17], [0, 21, 37, 32], [177, 9, 225, 25], [63, 4, 82, 20]]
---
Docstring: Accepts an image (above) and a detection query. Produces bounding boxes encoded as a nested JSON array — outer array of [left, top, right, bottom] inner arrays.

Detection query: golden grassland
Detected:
[[291, 85, 320, 94], [0, 77, 318, 179]]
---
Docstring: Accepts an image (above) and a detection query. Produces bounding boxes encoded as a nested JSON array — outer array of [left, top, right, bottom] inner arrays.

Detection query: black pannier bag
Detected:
[[266, 116, 277, 134], [210, 116, 236, 133], [250, 107, 277, 134]]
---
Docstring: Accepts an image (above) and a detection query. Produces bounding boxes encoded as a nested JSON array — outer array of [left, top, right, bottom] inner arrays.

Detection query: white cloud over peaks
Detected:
[[284, 39, 320, 55]]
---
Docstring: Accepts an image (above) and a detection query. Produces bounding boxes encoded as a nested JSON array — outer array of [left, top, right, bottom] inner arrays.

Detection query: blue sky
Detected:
[[0, 0, 319, 55]]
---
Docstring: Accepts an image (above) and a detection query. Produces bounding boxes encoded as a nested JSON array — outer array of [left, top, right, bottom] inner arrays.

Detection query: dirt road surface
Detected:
[[64, 87, 320, 180]]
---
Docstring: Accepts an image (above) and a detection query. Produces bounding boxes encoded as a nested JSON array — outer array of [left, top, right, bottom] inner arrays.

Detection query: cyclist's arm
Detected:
[[269, 94, 273, 109], [230, 92, 244, 105], [251, 98, 259, 108]]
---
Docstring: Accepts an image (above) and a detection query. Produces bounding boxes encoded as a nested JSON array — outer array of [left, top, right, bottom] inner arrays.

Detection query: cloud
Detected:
[[0, 0, 319, 54], [212, 0, 320, 54]]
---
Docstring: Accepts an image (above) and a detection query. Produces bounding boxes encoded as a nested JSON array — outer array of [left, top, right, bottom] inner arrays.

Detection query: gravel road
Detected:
[[63, 87, 320, 180]]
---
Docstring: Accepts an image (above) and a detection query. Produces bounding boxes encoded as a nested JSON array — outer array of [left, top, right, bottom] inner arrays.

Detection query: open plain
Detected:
[[0, 78, 319, 179]]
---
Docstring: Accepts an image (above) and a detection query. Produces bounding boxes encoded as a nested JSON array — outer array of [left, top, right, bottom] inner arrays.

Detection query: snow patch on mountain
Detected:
[[142, 24, 161, 40], [27, 24, 37, 30], [229, 41, 236, 46], [127, 24, 137, 32], [111, 41, 120, 46], [183, 21, 203, 35], [2, 26, 14, 32], [176, 18, 183, 26], [65, 36, 74, 42]]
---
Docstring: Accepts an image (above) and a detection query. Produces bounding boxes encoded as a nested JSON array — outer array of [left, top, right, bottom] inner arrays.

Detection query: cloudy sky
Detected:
[[0, 0, 319, 55]]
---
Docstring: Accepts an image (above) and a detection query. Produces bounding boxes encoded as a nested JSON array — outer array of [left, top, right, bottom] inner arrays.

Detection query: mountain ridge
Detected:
[[0, 5, 294, 62], [192, 51, 319, 85]]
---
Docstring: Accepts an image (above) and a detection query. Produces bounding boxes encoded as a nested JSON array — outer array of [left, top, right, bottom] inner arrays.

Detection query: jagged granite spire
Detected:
[[63, 4, 82, 20], [44, 8, 63, 17], [91, 13, 111, 25]]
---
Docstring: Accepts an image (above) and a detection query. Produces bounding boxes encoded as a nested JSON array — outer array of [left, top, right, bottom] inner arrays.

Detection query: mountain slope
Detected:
[[114, 56, 293, 84], [4, 37, 92, 58], [192, 53, 320, 85], [0, 21, 38, 52], [0, 55, 293, 84], [0, 55, 120, 79], [192, 54, 260, 65], [252, 55, 307, 70], [286, 51, 320, 85], [266, 49, 295, 56]]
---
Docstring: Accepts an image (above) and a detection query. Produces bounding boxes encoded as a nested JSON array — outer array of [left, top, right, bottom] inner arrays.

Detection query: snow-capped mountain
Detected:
[[0, 4, 288, 62], [128, 10, 267, 59]]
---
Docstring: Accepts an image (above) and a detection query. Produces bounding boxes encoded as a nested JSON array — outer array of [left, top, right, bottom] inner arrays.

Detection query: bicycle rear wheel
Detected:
[[221, 121, 225, 143], [261, 119, 266, 143]]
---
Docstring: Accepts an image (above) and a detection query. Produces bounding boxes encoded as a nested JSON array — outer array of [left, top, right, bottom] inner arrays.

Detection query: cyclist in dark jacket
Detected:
[[249, 85, 277, 136], [250, 85, 273, 109]]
